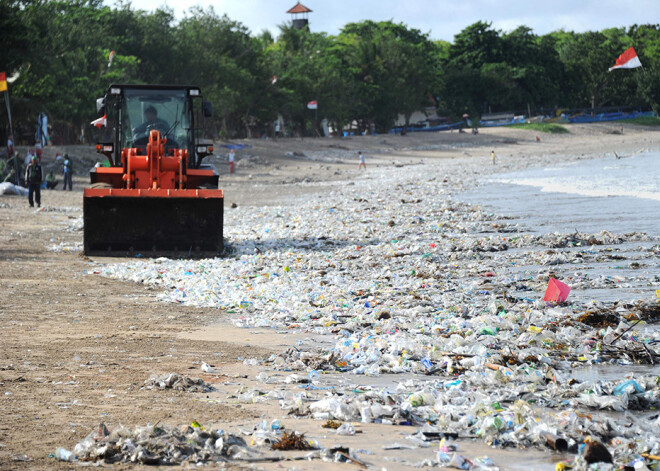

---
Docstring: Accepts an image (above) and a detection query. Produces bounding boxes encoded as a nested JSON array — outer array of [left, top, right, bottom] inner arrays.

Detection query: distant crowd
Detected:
[[2, 135, 75, 207]]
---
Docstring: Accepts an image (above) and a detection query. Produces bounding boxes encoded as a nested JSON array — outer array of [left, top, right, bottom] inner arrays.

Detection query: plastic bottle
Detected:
[[444, 379, 462, 389], [55, 447, 74, 462], [307, 438, 322, 449], [335, 423, 356, 435], [409, 391, 435, 407], [360, 406, 373, 423], [256, 372, 270, 383]]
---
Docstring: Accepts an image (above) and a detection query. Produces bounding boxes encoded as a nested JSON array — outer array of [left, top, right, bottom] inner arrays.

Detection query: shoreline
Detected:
[[1, 122, 659, 469]]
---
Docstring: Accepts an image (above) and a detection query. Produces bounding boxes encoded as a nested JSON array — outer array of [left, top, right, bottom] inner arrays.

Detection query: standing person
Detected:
[[358, 151, 366, 170], [25, 149, 34, 167], [228, 149, 235, 174], [275, 121, 281, 138], [25, 155, 43, 207], [7, 135, 14, 158], [62, 154, 73, 190], [35, 142, 43, 162], [491, 150, 496, 165]]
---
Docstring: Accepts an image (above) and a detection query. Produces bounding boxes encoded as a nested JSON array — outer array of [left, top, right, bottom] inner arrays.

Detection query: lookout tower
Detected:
[[287, 2, 312, 30]]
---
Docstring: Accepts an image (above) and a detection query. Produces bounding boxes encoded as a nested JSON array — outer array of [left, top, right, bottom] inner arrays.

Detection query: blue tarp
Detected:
[[390, 121, 464, 134], [479, 116, 526, 127], [567, 110, 655, 123]]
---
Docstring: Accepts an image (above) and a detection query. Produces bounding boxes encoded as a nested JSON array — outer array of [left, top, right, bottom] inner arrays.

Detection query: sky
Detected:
[[119, 0, 660, 41]]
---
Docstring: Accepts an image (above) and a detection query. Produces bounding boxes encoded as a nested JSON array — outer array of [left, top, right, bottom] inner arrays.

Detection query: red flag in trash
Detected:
[[543, 278, 571, 303]]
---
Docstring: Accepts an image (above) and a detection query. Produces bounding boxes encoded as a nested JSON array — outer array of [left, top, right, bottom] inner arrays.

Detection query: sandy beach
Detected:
[[1, 122, 659, 470]]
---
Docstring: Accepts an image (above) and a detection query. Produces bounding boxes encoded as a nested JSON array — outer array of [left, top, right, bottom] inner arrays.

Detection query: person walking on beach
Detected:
[[228, 149, 235, 174], [491, 150, 496, 165], [62, 154, 73, 190], [25, 155, 43, 207], [358, 151, 366, 170]]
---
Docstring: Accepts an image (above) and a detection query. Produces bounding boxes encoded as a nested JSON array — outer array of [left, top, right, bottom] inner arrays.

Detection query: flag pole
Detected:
[[3, 90, 18, 185], [3, 91, 14, 142]]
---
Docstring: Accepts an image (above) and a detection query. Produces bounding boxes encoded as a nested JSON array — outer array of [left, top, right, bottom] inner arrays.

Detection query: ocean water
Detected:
[[461, 151, 660, 236], [459, 151, 660, 304]]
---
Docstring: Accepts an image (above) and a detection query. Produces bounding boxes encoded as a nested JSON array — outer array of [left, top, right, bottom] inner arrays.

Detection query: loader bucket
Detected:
[[83, 188, 223, 256]]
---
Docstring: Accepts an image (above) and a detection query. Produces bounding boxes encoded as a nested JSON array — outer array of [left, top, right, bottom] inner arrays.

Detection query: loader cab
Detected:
[[85, 84, 223, 256], [97, 84, 213, 169]]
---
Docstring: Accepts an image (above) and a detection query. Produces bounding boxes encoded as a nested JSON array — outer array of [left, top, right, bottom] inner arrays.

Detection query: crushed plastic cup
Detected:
[[420, 357, 433, 371]]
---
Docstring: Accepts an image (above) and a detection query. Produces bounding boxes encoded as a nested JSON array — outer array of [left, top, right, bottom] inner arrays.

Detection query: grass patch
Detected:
[[620, 116, 660, 126], [509, 122, 569, 134]]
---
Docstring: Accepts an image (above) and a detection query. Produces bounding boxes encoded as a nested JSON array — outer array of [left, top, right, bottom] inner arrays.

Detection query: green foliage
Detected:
[[338, 20, 439, 132], [509, 123, 569, 133], [2, 2, 658, 142], [620, 116, 660, 126]]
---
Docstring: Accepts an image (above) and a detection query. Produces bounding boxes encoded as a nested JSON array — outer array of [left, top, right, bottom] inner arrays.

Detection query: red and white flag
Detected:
[[271, 75, 277, 84], [307, 100, 318, 110], [108, 50, 115, 67], [608, 47, 642, 71], [90, 114, 107, 128]]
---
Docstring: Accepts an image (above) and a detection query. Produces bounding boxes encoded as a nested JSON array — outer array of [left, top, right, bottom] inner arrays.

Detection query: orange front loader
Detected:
[[83, 84, 223, 255]]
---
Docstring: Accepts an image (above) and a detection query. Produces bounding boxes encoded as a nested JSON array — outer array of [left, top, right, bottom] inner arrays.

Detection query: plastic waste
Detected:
[[54, 448, 74, 462], [335, 423, 356, 435], [409, 391, 435, 407], [90, 156, 660, 468], [543, 278, 571, 303], [613, 379, 644, 396], [201, 361, 216, 373]]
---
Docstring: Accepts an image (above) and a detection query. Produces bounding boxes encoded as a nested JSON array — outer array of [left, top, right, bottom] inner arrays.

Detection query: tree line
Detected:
[[2, 0, 659, 143]]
